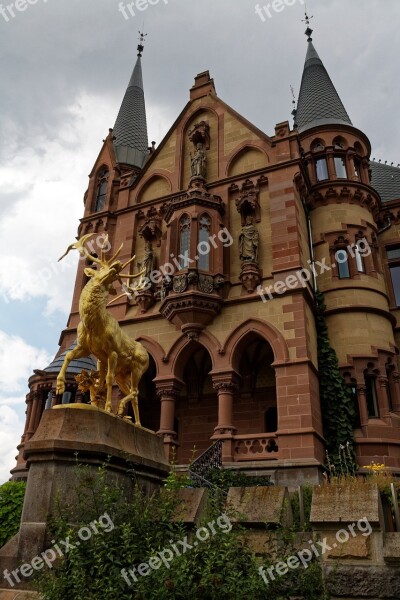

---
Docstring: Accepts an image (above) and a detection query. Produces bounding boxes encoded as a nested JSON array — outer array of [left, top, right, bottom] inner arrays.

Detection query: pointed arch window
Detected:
[[198, 214, 211, 271], [94, 168, 109, 212], [179, 215, 191, 269]]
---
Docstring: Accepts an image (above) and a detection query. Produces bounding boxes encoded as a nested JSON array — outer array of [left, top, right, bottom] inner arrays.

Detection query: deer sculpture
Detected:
[[56, 234, 149, 425]]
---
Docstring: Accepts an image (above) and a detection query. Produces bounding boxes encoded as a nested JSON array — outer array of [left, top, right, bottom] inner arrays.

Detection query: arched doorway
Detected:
[[235, 336, 277, 435], [175, 344, 217, 464]]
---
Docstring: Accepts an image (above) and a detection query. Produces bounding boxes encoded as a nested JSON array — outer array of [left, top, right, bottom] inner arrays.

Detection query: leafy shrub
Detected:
[[35, 463, 328, 600], [0, 480, 26, 548]]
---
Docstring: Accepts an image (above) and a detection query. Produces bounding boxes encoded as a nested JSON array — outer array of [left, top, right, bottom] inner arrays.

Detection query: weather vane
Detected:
[[137, 27, 148, 57], [290, 85, 297, 121], [301, 5, 314, 41]]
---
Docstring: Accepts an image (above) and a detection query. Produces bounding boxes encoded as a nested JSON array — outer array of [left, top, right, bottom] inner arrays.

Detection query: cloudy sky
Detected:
[[0, 0, 399, 483]]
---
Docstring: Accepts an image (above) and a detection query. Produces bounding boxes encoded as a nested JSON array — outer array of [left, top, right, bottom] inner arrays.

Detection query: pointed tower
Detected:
[[113, 34, 149, 168], [295, 21, 400, 469], [295, 30, 352, 133]]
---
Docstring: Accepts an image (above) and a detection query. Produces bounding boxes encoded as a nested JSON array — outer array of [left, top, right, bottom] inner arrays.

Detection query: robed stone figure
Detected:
[[239, 216, 259, 263]]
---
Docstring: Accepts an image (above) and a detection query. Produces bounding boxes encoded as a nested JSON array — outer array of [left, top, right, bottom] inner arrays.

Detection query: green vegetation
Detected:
[[35, 463, 329, 600], [315, 290, 357, 473], [0, 480, 26, 548]]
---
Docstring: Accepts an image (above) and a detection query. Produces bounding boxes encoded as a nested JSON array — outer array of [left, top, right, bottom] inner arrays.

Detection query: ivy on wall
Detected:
[[315, 290, 357, 472], [0, 480, 26, 548]]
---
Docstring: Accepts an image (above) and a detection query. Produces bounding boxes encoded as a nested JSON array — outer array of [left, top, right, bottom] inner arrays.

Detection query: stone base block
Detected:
[[0, 405, 169, 590]]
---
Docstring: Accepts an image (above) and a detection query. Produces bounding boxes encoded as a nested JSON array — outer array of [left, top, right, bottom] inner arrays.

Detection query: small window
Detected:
[[179, 215, 191, 269], [389, 266, 400, 306], [355, 241, 365, 273], [94, 169, 109, 212], [354, 159, 361, 181], [334, 156, 347, 178], [198, 214, 211, 271], [335, 249, 350, 279], [387, 247, 400, 261], [347, 385, 361, 428], [315, 158, 329, 181], [365, 376, 379, 418]]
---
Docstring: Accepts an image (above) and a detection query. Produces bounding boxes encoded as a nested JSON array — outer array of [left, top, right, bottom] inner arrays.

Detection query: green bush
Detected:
[[35, 464, 329, 600], [0, 480, 26, 548]]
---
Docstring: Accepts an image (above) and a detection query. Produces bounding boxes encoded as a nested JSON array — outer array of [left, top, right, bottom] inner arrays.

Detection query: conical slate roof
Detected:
[[44, 341, 96, 375], [370, 161, 400, 203], [295, 38, 352, 133], [113, 54, 149, 168]]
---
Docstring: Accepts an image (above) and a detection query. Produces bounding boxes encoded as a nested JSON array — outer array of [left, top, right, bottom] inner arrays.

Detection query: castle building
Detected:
[[11, 26, 400, 484]]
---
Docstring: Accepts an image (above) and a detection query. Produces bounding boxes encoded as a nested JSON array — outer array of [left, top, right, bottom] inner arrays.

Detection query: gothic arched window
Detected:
[[179, 215, 191, 269], [94, 168, 109, 212], [198, 213, 211, 271]]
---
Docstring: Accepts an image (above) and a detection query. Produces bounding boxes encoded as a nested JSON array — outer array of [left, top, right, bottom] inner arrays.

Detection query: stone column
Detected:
[[26, 391, 39, 439], [391, 372, 400, 413], [155, 380, 181, 460], [211, 372, 239, 462], [23, 394, 33, 438], [378, 376, 391, 418], [357, 385, 369, 427]]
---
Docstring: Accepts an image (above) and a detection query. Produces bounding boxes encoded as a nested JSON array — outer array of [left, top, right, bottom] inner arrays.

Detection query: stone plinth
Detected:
[[171, 488, 208, 526], [310, 483, 383, 530], [226, 486, 292, 527], [0, 405, 169, 590]]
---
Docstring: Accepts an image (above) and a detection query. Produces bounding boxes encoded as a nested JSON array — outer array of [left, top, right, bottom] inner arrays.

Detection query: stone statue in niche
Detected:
[[137, 241, 155, 280], [190, 143, 207, 179], [239, 216, 259, 263]]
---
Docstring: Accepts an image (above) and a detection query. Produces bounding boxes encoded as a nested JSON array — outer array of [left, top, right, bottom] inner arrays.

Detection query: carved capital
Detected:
[[357, 385, 367, 396], [378, 376, 389, 388], [392, 372, 400, 384], [213, 381, 239, 393], [156, 389, 179, 401]]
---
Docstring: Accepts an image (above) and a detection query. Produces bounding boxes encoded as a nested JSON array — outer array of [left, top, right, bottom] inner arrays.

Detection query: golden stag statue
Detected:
[[56, 234, 149, 425]]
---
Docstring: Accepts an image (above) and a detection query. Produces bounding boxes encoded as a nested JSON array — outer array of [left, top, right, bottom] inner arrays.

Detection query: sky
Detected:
[[0, 0, 399, 483]]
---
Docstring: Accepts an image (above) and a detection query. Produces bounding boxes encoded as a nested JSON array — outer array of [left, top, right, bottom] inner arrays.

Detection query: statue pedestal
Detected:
[[239, 261, 261, 294], [0, 405, 169, 590]]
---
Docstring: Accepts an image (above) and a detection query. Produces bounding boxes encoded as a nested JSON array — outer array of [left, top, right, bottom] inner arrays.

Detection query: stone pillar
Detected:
[[23, 394, 33, 439], [211, 372, 239, 462], [391, 372, 400, 413], [378, 376, 391, 418], [0, 406, 170, 586], [357, 385, 369, 427], [155, 379, 181, 460], [26, 391, 39, 439]]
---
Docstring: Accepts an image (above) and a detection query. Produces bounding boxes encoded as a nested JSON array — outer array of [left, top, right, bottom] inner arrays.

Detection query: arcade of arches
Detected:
[[140, 333, 279, 464]]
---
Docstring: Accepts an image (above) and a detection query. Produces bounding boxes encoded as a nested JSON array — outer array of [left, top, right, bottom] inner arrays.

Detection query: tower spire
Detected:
[[112, 31, 149, 168], [294, 17, 352, 133], [301, 6, 314, 41]]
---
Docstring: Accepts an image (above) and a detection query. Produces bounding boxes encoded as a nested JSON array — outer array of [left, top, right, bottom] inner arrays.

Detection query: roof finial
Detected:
[[137, 27, 147, 57], [290, 85, 297, 125], [301, 4, 314, 42]]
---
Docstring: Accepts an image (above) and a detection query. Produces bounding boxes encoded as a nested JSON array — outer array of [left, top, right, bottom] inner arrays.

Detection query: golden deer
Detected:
[[56, 234, 149, 425]]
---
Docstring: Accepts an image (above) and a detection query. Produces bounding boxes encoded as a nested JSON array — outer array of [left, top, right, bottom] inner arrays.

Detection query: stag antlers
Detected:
[[58, 233, 145, 286]]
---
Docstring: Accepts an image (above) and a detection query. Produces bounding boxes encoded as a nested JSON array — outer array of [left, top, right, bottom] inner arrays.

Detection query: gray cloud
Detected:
[[1, 0, 399, 171]]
